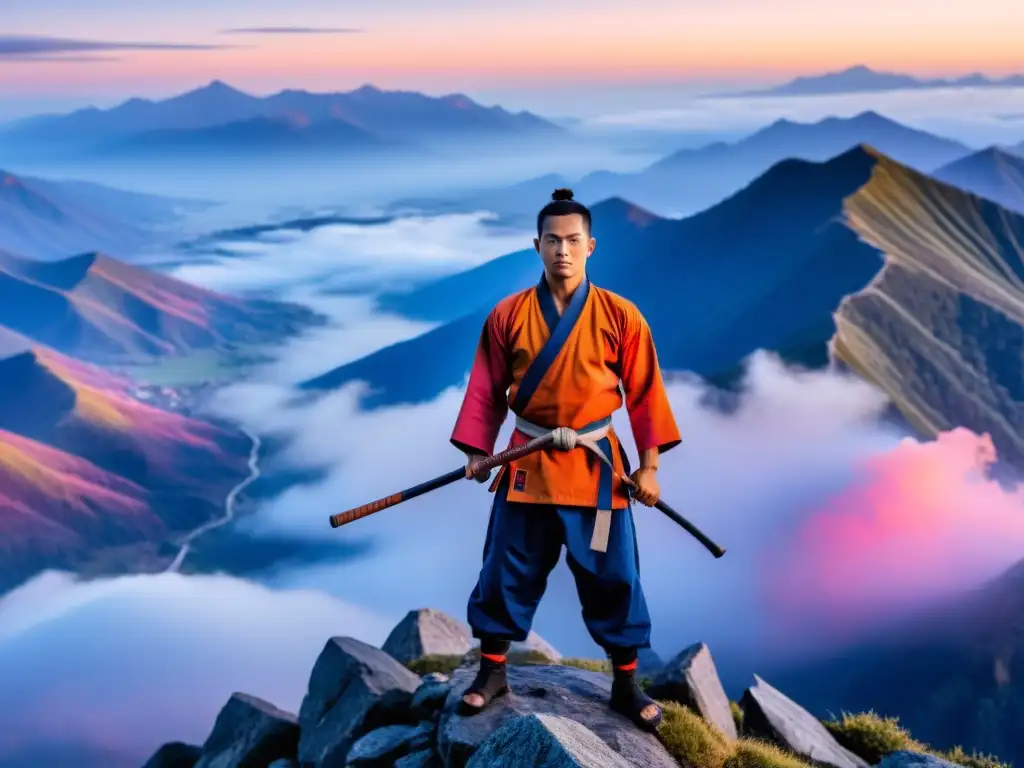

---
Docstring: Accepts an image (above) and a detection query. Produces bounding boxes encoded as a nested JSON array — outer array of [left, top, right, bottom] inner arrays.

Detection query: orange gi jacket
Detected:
[[450, 275, 681, 509]]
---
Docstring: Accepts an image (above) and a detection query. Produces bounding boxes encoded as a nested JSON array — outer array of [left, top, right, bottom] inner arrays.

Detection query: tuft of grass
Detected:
[[657, 701, 812, 768], [824, 711, 1011, 768], [561, 657, 613, 673], [460, 647, 556, 667], [938, 746, 1011, 768], [657, 700, 732, 768], [731, 700, 745, 734], [406, 654, 464, 676], [725, 740, 812, 768], [824, 711, 926, 764]]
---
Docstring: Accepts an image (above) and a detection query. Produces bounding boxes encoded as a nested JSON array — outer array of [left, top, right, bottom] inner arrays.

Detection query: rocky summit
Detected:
[[142, 607, 1003, 768]]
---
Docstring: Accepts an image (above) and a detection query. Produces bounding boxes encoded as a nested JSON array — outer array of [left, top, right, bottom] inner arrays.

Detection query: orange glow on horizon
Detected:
[[2, 3, 1024, 96]]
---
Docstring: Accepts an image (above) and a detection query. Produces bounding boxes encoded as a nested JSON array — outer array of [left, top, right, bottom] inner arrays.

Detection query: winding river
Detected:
[[164, 427, 262, 574]]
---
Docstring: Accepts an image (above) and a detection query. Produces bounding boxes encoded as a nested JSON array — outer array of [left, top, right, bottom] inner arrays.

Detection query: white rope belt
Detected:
[[514, 415, 617, 553]]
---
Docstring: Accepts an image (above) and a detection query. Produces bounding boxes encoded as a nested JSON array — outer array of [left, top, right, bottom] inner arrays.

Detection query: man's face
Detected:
[[534, 214, 596, 281]]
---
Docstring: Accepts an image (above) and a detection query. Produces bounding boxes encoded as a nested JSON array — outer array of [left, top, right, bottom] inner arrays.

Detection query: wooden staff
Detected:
[[328, 433, 726, 559], [328, 433, 557, 529]]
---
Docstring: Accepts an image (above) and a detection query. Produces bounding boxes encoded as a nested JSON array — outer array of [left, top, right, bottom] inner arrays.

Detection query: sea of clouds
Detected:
[[1, 212, 1022, 766]]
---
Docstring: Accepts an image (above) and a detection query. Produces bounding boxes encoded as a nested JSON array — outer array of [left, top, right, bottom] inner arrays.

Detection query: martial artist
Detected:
[[449, 188, 682, 731]]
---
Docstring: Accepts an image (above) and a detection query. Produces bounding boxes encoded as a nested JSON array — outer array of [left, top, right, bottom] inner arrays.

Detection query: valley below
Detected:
[[1, 83, 1023, 768]]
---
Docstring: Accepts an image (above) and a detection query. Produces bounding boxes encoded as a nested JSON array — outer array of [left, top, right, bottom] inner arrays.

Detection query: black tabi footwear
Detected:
[[609, 659, 663, 732], [459, 652, 510, 716]]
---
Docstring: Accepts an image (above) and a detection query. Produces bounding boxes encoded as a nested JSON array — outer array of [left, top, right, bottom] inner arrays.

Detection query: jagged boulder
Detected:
[[384, 609, 474, 664], [142, 741, 202, 768], [412, 675, 454, 720], [193, 693, 299, 768], [346, 722, 435, 766], [512, 631, 561, 662], [297, 636, 422, 767], [386, 607, 561, 664], [647, 642, 736, 739], [396, 750, 440, 767], [877, 752, 961, 768], [466, 713, 634, 767], [741, 675, 870, 768], [437, 663, 678, 768]]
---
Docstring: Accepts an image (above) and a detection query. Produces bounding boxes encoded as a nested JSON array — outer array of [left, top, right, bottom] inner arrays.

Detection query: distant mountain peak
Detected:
[[203, 79, 242, 93], [849, 109, 889, 123], [736, 64, 1024, 97]]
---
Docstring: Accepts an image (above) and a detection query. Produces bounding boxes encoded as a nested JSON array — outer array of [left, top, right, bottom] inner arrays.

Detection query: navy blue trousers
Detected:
[[466, 474, 652, 653]]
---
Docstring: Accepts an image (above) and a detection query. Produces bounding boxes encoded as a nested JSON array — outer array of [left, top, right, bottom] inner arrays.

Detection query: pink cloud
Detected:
[[766, 428, 1024, 642]]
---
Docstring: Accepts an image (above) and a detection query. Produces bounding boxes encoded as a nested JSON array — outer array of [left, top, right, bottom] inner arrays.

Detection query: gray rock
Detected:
[[142, 741, 202, 768], [647, 642, 737, 739], [194, 693, 299, 768], [346, 722, 435, 766], [741, 675, 870, 768], [466, 713, 633, 768], [298, 636, 422, 767], [383, 608, 474, 663], [510, 631, 561, 662], [383, 608, 561, 664], [412, 680, 454, 719], [438, 664, 678, 768], [396, 749, 439, 768], [877, 751, 961, 768]]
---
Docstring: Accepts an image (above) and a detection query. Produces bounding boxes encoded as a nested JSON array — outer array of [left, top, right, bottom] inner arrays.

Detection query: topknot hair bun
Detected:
[[551, 188, 575, 201]]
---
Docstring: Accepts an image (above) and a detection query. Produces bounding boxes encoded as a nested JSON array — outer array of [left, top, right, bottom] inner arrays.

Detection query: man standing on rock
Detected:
[[449, 188, 681, 732]]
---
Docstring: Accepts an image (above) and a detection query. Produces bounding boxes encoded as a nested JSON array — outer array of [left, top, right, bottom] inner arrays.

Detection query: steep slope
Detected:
[[0, 343, 251, 591], [0, 250, 312, 362], [0, 169, 192, 259], [768, 557, 1024, 767], [0, 427, 161, 593], [932, 147, 1024, 212], [832, 148, 1024, 466], [318, 147, 1024, 470], [0, 346, 250, 489]]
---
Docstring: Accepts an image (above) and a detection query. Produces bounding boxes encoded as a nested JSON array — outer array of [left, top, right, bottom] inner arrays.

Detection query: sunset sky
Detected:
[[2, 0, 1023, 118]]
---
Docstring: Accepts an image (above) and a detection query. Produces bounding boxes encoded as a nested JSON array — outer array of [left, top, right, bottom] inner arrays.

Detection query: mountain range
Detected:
[[933, 147, 1024, 212], [0, 250, 319, 592], [0, 168, 204, 259], [311, 145, 1024, 469], [0, 81, 563, 160], [731, 65, 1024, 97], [0, 334, 252, 592], [0, 249, 316, 364], [392, 111, 974, 223]]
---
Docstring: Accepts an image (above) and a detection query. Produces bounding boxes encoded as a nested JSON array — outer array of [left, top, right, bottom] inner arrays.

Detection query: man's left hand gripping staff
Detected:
[[629, 467, 660, 506], [465, 453, 492, 483]]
